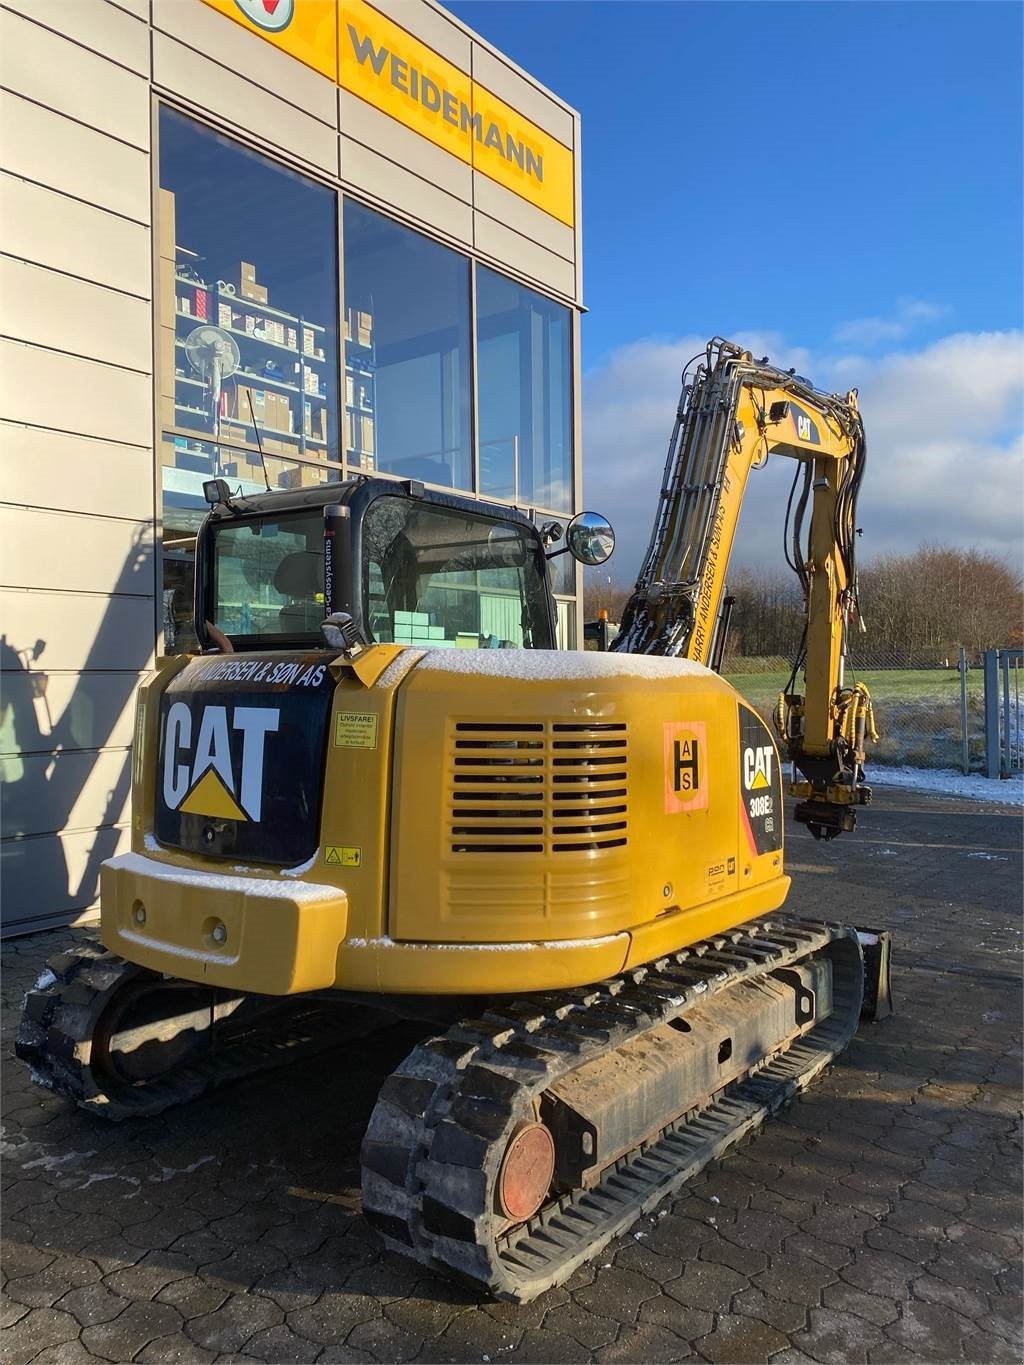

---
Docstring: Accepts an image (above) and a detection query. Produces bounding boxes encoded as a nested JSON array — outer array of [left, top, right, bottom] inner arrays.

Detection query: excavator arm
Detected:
[[613, 337, 877, 838]]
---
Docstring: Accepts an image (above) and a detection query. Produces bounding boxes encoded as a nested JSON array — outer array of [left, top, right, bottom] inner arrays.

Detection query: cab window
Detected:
[[361, 497, 551, 649]]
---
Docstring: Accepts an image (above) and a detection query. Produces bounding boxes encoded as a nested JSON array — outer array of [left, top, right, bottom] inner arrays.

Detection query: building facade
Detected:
[[0, 0, 584, 935]]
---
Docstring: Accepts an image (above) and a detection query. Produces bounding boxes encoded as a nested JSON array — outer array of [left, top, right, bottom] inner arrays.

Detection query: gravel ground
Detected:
[[2, 788, 1022, 1365]]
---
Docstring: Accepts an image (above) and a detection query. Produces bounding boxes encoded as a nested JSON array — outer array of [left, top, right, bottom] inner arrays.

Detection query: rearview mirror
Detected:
[[566, 512, 615, 566]]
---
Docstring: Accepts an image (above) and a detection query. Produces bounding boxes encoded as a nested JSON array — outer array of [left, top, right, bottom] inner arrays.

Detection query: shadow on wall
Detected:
[[0, 526, 155, 934]]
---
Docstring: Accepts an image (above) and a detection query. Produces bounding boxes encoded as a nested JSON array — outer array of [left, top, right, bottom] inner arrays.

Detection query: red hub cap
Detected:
[[498, 1121, 555, 1222]]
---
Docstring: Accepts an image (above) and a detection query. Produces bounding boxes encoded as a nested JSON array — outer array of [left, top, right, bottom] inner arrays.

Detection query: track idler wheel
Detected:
[[498, 1122, 555, 1222]]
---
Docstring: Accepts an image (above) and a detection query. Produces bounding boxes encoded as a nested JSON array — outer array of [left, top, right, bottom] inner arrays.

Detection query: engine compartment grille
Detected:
[[450, 722, 628, 855]]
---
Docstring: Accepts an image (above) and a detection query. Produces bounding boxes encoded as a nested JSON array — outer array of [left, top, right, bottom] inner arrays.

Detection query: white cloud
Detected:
[[834, 297, 948, 347], [582, 329, 1024, 587]]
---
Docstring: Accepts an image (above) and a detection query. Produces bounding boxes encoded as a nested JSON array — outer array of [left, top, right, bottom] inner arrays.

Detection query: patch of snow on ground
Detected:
[[870, 766, 1024, 806]]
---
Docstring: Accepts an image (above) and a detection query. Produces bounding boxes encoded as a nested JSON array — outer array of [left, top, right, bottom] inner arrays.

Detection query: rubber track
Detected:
[[360, 915, 864, 1302], [16, 944, 370, 1121]]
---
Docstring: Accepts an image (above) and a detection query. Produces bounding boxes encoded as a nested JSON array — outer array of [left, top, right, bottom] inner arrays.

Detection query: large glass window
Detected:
[[477, 266, 572, 513], [343, 202, 472, 491], [158, 108, 338, 647], [362, 497, 551, 649]]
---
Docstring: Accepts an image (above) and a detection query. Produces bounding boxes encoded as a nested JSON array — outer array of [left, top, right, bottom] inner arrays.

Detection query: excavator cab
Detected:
[[194, 477, 574, 656]]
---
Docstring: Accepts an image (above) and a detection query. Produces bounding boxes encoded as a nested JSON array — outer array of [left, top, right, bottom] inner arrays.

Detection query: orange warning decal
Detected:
[[664, 721, 708, 814]]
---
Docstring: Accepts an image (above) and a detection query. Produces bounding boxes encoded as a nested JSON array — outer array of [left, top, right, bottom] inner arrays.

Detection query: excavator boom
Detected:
[[613, 338, 876, 838]]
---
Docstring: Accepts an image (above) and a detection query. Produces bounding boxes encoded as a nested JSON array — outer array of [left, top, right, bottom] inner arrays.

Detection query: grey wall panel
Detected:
[[0, 424, 153, 521], [153, 33, 339, 179], [472, 173, 574, 264], [471, 44, 574, 148], [153, 0, 337, 128], [0, 672, 149, 754], [0, 8, 150, 150], [341, 136, 473, 245], [1, 823, 130, 930], [1, 258, 152, 373], [474, 214, 575, 299], [0, 93, 151, 223], [340, 90, 472, 203], [0, 339, 153, 447], [0, 589, 155, 673], [0, 506, 155, 596], [366, 0, 471, 71], [0, 175, 151, 298], [0, 0, 150, 76], [4, 749, 130, 838], [108, 0, 148, 18]]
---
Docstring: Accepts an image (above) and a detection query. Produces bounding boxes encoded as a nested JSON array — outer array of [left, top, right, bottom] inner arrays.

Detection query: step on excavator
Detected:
[[18, 338, 892, 1302]]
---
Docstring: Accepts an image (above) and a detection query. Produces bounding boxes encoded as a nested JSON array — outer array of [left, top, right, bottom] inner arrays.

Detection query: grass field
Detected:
[[723, 664, 985, 769], [724, 665, 984, 703]]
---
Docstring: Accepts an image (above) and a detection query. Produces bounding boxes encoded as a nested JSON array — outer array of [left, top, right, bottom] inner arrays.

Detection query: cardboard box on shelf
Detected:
[[158, 189, 176, 263], [360, 415, 375, 454], [218, 303, 233, 329], [279, 463, 323, 490], [235, 385, 267, 425], [240, 262, 257, 284], [310, 407, 326, 442], [302, 327, 315, 354], [218, 420, 248, 447], [241, 280, 268, 305]]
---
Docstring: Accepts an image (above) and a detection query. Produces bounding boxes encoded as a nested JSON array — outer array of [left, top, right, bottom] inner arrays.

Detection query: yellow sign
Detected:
[[325, 845, 361, 866], [334, 711, 378, 748], [200, 0, 575, 227]]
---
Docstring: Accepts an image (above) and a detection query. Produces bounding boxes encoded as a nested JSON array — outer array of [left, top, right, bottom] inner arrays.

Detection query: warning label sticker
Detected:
[[334, 712, 378, 749], [325, 846, 361, 867], [664, 721, 708, 814]]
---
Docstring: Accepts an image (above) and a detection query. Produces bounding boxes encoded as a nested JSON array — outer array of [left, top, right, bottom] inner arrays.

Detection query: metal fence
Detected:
[[722, 645, 988, 773], [984, 648, 1023, 778]]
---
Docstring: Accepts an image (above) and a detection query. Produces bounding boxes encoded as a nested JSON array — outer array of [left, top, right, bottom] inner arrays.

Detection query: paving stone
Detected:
[[790, 1305, 886, 1362], [820, 1282, 899, 1328], [2, 1305, 81, 1365], [186, 1292, 283, 1352], [911, 1270, 990, 1322], [0, 1294, 30, 1329], [313, 1345, 377, 1364], [662, 1260, 747, 1312], [434, 1307, 526, 1359], [752, 1256, 837, 1306], [289, 1293, 381, 1345], [696, 1312, 789, 1362], [840, 1248, 919, 1300], [592, 1320, 693, 1361], [81, 1300, 183, 1361], [573, 1266, 663, 1325], [240, 1322, 322, 1362], [155, 1275, 231, 1320], [28, 1342, 109, 1365], [540, 1299, 620, 1348], [883, 1299, 979, 1357], [345, 1314, 429, 1362], [56, 1281, 132, 1326], [102, 1251, 195, 1301], [697, 1236, 769, 1278], [135, 1335, 219, 1363], [732, 1286, 808, 1334], [1, 1242, 56, 1281], [514, 1326, 606, 1362], [638, 1297, 714, 1340]]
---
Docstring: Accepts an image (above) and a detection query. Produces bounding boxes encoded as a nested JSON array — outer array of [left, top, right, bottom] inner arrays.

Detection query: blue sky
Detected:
[[450, 1, 1024, 577]]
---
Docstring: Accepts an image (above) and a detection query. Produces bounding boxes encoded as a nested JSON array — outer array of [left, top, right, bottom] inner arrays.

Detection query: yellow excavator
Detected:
[[18, 337, 890, 1302]]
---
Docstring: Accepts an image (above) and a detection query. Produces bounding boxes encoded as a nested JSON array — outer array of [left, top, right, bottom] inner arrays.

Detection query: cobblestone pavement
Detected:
[[3, 788, 1022, 1365]]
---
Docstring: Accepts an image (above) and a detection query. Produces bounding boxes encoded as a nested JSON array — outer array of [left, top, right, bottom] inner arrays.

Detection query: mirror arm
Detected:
[[545, 546, 572, 560]]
